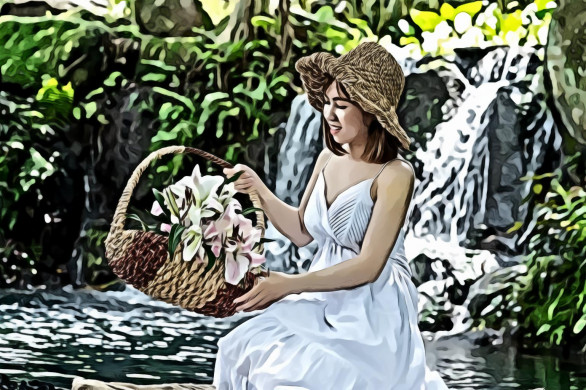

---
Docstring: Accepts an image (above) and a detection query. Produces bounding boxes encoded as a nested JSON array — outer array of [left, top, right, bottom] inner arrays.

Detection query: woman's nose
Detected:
[[325, 105, 337, 122]]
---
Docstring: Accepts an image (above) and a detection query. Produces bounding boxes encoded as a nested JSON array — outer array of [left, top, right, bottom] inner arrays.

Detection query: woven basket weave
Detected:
[[104, 145, 267, 318]]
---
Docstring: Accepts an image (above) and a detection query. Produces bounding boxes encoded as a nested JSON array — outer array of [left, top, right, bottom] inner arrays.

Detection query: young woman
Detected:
[[214, 41, 449, 389]]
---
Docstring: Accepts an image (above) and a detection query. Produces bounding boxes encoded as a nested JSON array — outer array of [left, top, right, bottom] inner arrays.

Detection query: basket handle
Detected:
[[107, 145, 266, 247]]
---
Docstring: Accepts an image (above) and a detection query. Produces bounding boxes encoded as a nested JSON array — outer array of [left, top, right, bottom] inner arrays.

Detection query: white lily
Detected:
[[218, 182, 237, 209], [224, 238, 252, 285], [182, 224, 206, 263], [175, 166, 225, 218], [234, 214, 262, 251]]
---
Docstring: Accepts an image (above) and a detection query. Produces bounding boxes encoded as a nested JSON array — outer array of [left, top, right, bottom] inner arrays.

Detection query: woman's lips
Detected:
[[330, 125, 342, 134]]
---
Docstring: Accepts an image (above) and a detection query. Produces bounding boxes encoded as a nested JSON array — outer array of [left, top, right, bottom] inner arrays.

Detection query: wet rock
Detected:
[[410, 242, 500, 332], [546, 0, 586, 146]]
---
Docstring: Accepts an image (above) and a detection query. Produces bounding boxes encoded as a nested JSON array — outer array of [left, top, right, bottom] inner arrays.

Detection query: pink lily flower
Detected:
[[151, 200, 164, 216]]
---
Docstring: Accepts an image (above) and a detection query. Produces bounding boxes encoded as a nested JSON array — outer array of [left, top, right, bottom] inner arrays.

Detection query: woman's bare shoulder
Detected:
[[378, 158, 414, 188], [315, 148, 334, 169]]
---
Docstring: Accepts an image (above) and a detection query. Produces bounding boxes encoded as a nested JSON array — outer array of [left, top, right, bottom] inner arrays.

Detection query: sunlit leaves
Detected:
[[402, 0, 555, 57], [410, 9, 443, 32], [17, 148, 56, 192]]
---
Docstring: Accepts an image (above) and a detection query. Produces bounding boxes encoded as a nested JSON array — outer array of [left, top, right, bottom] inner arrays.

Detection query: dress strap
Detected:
[[372, 158, 395, 181], [321, 153, 333, 173]]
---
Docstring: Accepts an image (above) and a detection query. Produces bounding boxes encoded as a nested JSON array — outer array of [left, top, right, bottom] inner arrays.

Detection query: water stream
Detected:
[[1, 287, 585, 389]]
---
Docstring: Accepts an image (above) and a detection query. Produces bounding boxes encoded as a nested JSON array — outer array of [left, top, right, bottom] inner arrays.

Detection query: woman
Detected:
[[214, 41, 449, 389]]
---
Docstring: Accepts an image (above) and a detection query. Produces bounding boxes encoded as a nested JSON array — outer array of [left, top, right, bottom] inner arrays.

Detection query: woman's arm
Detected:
[[290, 160, 415, 292], [258, 148, 332, 247], [224, 149, 332, 247]]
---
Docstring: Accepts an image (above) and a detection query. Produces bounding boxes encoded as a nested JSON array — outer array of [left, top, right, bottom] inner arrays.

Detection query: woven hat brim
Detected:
[[295, 49, 411, 149], [294, 52, 338, 111]]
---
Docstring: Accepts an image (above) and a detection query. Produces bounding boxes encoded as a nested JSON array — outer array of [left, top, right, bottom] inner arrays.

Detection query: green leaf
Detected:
[[500, 10, 523, 34], [202, 245, 217, 275], [536, 323, 551, 335], [224, 170, 245, 185], [548, 288, 564, 321], [439, 3, 457, 21], [251, 16, 276, 29], [126, 213, 148, 231], [141, 73, 167, 82], [213, 15, 231, 36], [241, 207, 265, 216], [573, 314, 586, 334], [506, 221, 523, 234], [168, 224, 186, 259], [454, 1, 483, 18], [410, 9, 443, 32], [549, 325, 565, 345], [151, 211, 170, 224]]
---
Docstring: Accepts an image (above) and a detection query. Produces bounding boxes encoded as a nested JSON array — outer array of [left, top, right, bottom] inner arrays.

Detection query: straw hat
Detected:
[[295, 41, 410, 149]]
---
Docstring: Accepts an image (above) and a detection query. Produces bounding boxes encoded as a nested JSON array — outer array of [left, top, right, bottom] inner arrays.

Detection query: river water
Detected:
[[1, 286, 585, 390]]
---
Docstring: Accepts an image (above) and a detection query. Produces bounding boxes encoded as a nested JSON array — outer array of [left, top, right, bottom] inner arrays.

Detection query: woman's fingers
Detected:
[[238, 295, 266, 312], [223, 165, 260, 194], [234, 178, 254, 185], [234, 179, 254, 189]]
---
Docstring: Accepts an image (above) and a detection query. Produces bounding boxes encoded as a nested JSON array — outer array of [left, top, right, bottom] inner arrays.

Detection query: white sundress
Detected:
[[213, 155, 450, 390]]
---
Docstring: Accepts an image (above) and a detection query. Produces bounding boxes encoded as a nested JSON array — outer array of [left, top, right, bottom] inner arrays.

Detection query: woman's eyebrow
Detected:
[[323, 95, 351, 103]]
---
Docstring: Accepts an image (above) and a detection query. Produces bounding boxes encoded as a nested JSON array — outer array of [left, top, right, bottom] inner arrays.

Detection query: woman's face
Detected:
[[323, 80, 373, 145]]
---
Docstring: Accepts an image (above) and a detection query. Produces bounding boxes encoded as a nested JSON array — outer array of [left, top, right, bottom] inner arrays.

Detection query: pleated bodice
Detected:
[[304, 156, 414, 285]]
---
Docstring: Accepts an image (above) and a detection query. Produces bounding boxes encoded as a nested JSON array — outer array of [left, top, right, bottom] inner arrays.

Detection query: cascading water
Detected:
[[262, 95, 322, 274]]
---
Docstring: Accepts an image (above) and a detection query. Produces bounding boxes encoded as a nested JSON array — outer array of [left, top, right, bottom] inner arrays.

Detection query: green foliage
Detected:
[[35, 77, 75, 124], [0, 15, 106, 89], [291, 5, 374, 53], [0, 89, 78, 288], [474, 153, 586, 350], [514, 173, 586, 348], [124, 31, 297, 166]]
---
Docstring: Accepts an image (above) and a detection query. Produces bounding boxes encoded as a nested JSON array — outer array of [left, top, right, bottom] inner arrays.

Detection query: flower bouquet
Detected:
[[105, 146, 269, 318], [138, 164, 268, 285]]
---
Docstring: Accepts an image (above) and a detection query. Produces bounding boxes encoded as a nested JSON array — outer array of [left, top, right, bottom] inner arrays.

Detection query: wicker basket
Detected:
[[104, 145, 268, 318]]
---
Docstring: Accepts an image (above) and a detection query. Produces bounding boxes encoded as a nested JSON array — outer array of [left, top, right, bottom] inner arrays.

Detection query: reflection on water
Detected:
[[1, 286, 585, 390]]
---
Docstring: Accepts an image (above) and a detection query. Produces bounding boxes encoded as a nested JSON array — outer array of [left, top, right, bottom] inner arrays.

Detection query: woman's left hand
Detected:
[[233, 271, 297, 312]]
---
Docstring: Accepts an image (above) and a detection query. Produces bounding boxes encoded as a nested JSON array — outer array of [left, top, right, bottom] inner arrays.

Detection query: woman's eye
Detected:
[[335, 105, 347, 109]]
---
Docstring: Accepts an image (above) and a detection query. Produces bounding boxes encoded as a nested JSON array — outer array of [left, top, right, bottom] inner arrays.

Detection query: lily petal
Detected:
[[151, 201, 164, 216], [203, 222, 218, 240], [225, 251, 250, 285], [182, 228, 203, 262], [203, 195, 224, 214], [211, 240, 222, 257], [197, 244, 207, 266], [248, 251, 266, 267], [198, 175, 224, 200]]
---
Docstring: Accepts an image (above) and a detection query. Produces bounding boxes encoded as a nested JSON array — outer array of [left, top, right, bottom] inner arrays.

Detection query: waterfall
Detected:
[[409, 45, 560, 250], [262, 95, 323, 274]]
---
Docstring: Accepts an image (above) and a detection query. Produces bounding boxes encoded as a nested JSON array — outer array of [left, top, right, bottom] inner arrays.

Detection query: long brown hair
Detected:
[[321, 74, 401, 164]]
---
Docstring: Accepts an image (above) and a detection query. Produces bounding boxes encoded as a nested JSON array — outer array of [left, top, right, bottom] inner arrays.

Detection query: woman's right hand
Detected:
[[223, 164, 263, 195]]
